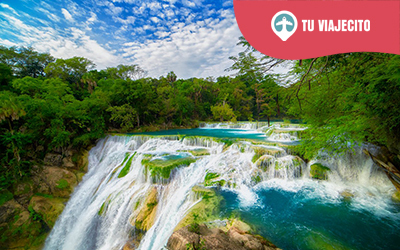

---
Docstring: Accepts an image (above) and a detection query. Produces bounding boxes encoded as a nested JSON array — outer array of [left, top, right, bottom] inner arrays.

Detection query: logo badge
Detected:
[[271, 10, 297, 41]]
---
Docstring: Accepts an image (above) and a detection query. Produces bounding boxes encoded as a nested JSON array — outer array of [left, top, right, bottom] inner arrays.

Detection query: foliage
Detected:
[[188, 222, 200, 234], [56, 179, 69, 190], [286, 53, 400, 157], [107, 104, 137, 131], [0, 190, 13, 206], [211, 102, 236, 122], [0, 43, 399, 203]]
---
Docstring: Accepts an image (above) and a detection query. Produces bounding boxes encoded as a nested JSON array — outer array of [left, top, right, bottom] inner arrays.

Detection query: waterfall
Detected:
[[44, 124, 396, 250]]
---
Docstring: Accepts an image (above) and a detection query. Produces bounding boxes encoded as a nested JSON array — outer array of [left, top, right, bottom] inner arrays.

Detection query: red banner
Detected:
[[233, 0, 400, 59]]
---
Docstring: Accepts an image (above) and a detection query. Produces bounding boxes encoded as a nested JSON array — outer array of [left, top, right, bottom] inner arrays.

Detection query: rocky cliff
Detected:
[[0, 147, 90, 249]]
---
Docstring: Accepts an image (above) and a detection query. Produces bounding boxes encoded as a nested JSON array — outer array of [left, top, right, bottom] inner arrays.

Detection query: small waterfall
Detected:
[[44, 125, 396, 250], [199, 122, 270, 130]]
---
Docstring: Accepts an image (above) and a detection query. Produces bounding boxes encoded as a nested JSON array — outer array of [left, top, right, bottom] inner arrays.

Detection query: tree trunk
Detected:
[[268, 116, 270, 127]]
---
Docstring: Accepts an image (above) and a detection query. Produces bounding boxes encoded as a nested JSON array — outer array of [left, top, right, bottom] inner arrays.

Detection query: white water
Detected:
[[44, 125, 396, 250]]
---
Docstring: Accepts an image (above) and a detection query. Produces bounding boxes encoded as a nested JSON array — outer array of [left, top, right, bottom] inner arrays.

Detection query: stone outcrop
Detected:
[[133, 187, 158, 231], [310, 163, 330, 180], [0, 147, 91, 250], [167, 222, 281, 250], [29, 196, 67, 227]]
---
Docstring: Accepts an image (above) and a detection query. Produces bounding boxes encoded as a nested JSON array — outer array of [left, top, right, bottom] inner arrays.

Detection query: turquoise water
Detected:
[[218, 186, 400, 250], [130, 128, 267, 140], [130, 127, 299, 145]]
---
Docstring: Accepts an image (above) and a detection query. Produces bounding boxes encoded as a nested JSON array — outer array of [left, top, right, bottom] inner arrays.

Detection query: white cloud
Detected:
[[147, 2, 162, 11], [150, 17, 160, 23], [105, 2, 123, 16], [87, 12, 97, 23], [61, 8, 74, 22], [0, 3, 19, 16], [0, 38, 19, 47], [114, 15, 135, 25], [0, 13, 123, 69], [122, 12, 242, 78]]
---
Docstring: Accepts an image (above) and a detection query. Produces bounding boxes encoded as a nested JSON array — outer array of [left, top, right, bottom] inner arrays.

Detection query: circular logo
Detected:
[[271, 10, 298, 41]]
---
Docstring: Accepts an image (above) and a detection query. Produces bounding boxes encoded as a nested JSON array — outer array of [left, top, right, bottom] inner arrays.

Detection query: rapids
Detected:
[[44, 123, 400, 250]]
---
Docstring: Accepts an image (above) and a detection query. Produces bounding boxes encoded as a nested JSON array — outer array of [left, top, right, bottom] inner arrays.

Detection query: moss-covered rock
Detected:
[[118, 152, 136, 178], [175, 186, 222, 231], [142, 156, 197, 180], [98, 194, 113, 216], [304, 229, 352, 250], [252, 147, 282, 163], [29, 196, 67, 228], [42, 167, 78, 197], [133, 187, 158, 231], [178, 149, 210, 156], [391, 191, 400, 203], [310, 163, 330, 180], [0, 199, 44, 250], [204, 172, 225, 187], [168, 222, 280, 250], [256, 155, 275, 172]]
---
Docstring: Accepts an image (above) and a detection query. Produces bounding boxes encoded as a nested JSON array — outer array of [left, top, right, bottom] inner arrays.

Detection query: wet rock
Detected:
[[340, 190, 354, 202], [310, 163, 330, 180], [391, 191, 400, 203], [134, 187, 158, 231], [29, 196, 66, 227], [167, 225, 200, 250], [167, 224, 280, 250], [175, 186, 222, 231], [77, 150, 90, 172]]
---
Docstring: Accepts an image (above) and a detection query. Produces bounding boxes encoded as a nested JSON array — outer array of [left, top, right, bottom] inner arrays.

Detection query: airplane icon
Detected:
[[276, 16, 293, 32]]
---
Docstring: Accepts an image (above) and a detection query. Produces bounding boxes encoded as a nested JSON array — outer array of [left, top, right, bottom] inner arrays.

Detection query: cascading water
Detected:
[[44, 123, 400, 250]]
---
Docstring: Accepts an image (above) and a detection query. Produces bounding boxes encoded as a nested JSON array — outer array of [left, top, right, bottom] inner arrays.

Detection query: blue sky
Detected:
[[0, 0, 243, 78]]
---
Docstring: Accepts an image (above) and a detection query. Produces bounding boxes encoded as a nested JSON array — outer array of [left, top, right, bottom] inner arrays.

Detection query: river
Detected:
[[43, 122, 400, 250]]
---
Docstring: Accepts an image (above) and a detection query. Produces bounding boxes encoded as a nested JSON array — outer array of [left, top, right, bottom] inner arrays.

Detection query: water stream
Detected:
[[44, 122, 400, 250]]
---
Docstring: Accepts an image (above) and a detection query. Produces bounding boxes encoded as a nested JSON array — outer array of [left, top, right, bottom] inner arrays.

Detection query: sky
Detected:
[[0, 0, 245, 79]]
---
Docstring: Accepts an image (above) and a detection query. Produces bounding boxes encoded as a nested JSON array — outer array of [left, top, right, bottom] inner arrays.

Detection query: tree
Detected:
[[107, 104, 138, 131], [211, 99, 236, 122], [0, 91, 26, 164], [166, 71, 177, 83], [44, 57, 95, 85], [106, 64, 147, 80]]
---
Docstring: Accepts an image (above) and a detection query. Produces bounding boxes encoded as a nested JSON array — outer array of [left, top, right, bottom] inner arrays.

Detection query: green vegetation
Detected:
[[310, 163, 330, 180], [1, 36, 400, 250], [204, 172, 225, 187], [176, 186, 222, 230], [252, 147, 280, 163], [56, 179, 69, 190], [0, 190, 13, 206], [118, 152, 136, 178], [142, 156, 196, 179], [178, 149, 210, 156]]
